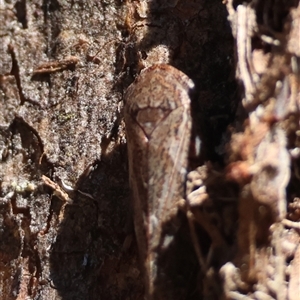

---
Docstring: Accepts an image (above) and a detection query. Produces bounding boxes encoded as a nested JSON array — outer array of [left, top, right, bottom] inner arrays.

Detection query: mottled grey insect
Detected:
[[124, 64, 194, 297]]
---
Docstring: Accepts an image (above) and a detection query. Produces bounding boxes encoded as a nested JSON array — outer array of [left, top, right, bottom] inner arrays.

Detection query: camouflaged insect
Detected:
[[124, 64, 193, 298]]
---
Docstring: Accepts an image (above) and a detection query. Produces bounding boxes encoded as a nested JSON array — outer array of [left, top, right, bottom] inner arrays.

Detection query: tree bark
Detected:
[[0, 0, 299, 299]]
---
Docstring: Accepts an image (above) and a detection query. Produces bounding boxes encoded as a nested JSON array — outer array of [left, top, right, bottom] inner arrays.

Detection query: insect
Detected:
[[124, 64, 194, 298]]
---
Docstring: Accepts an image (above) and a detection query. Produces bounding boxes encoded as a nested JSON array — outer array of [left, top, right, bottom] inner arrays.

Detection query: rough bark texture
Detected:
[[0, 0, 299, 300]]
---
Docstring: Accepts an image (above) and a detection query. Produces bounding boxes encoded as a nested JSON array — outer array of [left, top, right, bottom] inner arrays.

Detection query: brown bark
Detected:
[[0, 0, 299, 299]]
